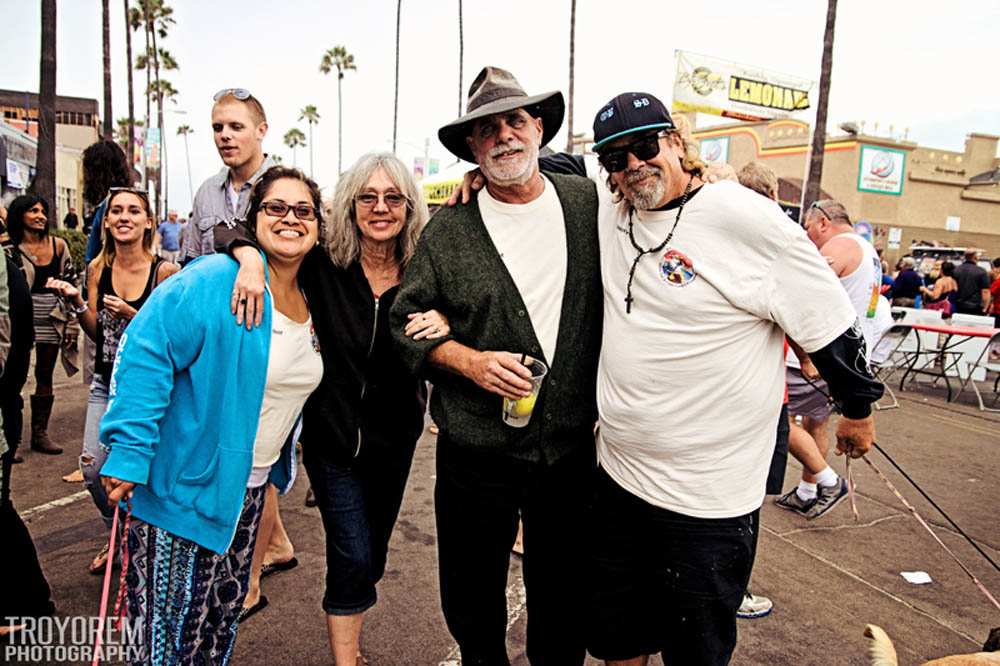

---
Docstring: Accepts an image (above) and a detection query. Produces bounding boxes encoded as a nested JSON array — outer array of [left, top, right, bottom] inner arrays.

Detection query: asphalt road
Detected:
[[6, 366, 1000, 665]]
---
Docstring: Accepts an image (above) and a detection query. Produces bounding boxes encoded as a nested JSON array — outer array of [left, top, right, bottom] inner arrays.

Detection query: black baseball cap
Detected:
[[592, 92, 675, 151]]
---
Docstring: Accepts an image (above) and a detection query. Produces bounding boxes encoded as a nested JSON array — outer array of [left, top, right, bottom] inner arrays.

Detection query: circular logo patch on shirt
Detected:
[[658, 249, 696, 287]]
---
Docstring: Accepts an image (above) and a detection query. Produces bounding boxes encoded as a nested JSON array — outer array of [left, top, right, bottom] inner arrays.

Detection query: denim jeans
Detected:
[[80, 378, 113, 528], [303, 437, 416, 616]]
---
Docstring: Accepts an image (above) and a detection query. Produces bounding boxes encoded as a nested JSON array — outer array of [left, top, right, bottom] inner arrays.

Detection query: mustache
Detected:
[[624, 166, 661, 185], [487, 141, 526, 159]]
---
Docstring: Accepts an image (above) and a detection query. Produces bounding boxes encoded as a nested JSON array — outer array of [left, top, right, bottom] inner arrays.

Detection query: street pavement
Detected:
[[7, 364, 1000, 665]]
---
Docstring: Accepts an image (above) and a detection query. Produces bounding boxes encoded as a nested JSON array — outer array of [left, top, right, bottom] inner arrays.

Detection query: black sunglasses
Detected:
[[597, 131, 669, 173], [260, 200, 317, 222]]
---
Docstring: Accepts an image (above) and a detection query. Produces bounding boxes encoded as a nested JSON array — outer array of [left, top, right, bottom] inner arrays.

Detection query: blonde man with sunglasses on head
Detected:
[[183, 88, 274, 264]]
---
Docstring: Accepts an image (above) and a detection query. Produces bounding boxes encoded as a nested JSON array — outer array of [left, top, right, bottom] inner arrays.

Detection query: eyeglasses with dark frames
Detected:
[[260, 200, 318, 222], [354, 192, 410, 209], [213, 88, 252, 102], [597, 131, 671, 173]]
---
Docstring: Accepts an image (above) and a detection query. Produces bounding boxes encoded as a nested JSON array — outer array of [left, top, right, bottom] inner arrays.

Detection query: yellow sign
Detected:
[[423, 179, 461, 206], [728, 77, 810, 112], [674, 50, 814, 122]]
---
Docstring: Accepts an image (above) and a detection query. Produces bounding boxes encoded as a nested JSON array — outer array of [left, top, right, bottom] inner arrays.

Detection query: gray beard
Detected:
[[482, 142, 538, 187], [627, 176, 666, 210]]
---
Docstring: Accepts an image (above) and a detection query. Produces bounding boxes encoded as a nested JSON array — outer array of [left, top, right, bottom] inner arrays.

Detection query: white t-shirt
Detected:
[[250, 307, 324, 472], [478, 176, 567, 364], [595, 179, 857, 518]]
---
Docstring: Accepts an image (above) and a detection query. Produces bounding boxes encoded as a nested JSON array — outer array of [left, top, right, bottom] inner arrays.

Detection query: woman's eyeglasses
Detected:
[[355, 192, 409, 209], [260, 200, 318, 221], [597, 132, 669, 173]]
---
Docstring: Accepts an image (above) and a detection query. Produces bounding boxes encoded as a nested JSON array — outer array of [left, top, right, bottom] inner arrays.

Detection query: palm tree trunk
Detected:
[[393, 0, 401, 153], [457, 0, 463, 116], [308, 123, 314, 178], [142, 3, 150, 137], [565, 0, 576, 153], [124, 0, 136, 181], [141, 3, 151, 191], [183, 132, 193, 207], [338, 75, 343, 175], [35, 0, 57, 222], [801, 0, 838, 217], [102, 0, 113, 139], [151, 15, 164, 221]]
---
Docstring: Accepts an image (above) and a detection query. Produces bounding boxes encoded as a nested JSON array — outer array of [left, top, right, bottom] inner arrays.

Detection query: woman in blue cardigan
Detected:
[[99, 167, 324, 665]]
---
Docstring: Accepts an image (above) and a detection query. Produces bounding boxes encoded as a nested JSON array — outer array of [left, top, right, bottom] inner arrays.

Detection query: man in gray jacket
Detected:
[[183, 88, 274, 262], [390, 67, 601, 666]]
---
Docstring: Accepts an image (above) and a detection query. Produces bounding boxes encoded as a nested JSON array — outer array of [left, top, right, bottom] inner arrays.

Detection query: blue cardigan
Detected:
[[100, 254, 298, 554]]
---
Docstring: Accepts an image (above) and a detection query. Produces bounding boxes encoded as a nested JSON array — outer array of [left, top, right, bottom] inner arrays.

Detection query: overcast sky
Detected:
[[3, 1, 999, 213]]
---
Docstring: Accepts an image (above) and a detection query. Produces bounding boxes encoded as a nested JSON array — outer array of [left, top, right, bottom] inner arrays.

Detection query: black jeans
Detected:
[[435, 436, 594, 666], [587, 468, 758, 665]]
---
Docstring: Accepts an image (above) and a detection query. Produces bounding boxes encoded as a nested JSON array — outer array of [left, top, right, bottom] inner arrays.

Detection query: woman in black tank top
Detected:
[[47, 188, 178, 573], [6, 194, 71, 455]]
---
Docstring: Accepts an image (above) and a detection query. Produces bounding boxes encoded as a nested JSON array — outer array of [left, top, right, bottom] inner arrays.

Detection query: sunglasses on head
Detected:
[[213, 88, 252, 102], [597, 131, 671, 173], [260, 200, 318, 222], [108, 186, 151, 205]]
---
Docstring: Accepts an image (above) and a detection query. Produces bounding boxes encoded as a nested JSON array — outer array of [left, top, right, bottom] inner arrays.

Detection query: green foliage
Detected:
[[51, 228, 87, 284]]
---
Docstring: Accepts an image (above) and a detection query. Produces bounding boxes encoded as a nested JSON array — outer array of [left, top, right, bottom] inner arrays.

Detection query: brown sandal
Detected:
[[88, 543, 110, 575]]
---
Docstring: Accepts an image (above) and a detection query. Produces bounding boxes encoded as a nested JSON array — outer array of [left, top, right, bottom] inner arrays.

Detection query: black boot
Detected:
[[30, 395, 62, 455]]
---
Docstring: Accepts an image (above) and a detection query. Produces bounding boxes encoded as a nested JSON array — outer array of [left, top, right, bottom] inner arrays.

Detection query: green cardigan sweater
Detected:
[[390, 172, 602, 464]]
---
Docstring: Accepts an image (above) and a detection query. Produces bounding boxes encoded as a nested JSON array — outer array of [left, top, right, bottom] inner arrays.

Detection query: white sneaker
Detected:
[[737, 590, 773, 619]]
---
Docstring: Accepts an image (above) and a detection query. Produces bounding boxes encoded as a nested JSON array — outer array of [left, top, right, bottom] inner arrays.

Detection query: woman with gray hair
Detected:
[[217, 152, 448, 664]]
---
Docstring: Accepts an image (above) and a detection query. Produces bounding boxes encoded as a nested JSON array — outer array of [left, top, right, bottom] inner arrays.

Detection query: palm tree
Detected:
[[283, 128, 307, 168], [102, 0, 113, 139], [176, 124, 194, 206], [124, 0, 137, 177], [457, 0, 464, 116], [801, 0, 838, 218], [565, 0, 576, 153], [319, 46, 356, 175], [149, 2, 176, 220], [393, 0, 402, 153], [115, 116, 144, 151], [34, 0, 57, 218], [298, 106, 320, 177]]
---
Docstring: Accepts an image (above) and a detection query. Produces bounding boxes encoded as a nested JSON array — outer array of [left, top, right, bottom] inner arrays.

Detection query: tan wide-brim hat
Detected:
[[439, 66, 565, 164]]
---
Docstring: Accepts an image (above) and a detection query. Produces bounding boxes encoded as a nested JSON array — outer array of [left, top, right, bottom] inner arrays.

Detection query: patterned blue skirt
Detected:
[[124, 485, 266, 665]]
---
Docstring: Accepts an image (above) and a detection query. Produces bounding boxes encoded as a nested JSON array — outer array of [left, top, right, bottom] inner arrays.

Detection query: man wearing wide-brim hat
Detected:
[[391, 66, 602, 665]]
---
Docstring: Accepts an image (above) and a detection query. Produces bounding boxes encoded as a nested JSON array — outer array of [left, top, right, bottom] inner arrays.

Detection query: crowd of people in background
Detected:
[[8, 62, 1000, 666]]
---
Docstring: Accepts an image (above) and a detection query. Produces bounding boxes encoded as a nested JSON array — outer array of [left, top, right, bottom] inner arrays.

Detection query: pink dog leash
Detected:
[[92, 504, 131, 666]]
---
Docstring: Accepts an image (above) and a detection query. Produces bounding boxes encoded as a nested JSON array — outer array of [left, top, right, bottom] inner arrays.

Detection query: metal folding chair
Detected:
[[871, 323, 913, 410]]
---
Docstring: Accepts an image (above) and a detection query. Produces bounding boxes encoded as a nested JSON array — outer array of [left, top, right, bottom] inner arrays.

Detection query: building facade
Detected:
[[0, 89, 100, 225], [686, 116, 1000, 263]]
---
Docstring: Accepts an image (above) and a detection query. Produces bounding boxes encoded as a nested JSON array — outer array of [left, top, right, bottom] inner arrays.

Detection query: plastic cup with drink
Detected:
[[501, 355, 548, 428]]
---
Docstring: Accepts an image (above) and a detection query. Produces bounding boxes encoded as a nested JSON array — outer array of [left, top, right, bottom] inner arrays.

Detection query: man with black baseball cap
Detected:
[[391, 66, 602, 665], [446, 89, 884, 664], [548, 92, 883, 665]]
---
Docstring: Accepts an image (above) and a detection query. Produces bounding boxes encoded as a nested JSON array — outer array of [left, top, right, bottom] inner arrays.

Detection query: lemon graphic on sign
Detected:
[[510, 394, 537, 417]]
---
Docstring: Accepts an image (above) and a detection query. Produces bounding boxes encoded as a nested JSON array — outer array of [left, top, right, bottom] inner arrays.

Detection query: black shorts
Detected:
[[766, 403, 790, 495], [587, 468, 758, 665]]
